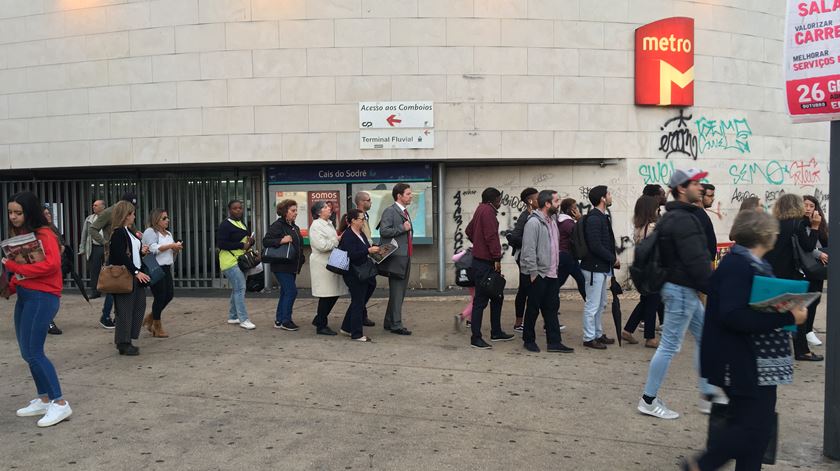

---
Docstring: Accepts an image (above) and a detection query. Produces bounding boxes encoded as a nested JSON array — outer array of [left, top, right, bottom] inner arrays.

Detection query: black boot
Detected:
[[116, 343, 139, 356], [48, 322, 62, 335]]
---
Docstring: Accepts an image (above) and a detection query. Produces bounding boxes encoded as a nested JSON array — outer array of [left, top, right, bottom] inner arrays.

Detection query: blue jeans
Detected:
[[580, 269, 609, 342], [14, 287, 63, 401], [223, 267, 249, 322], [273, 272, 298, 324], [100, 294, 114, 322], [643, 282, 716, 398]]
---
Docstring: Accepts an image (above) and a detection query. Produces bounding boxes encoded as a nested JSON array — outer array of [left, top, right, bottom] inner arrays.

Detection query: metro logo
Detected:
[[635, 17, 695, 106]]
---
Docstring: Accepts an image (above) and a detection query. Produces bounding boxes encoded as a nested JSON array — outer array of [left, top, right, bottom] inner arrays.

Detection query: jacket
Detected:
[[79, 213, 102, 260], [465, 202, 502, 262], [378, 203, 412, 278], [263, 218, 305, 274], [4, 227, 63, 297], [765, 218, 818, 280], [109, 226, 144, 280], [507, 209, 530, 261], [89, 204, 137, 245], [557, 214, 575, 253], [658, 201, 712, 292], [700, 251, 795, 396], [696, 207, 717, 258], [308, 218, 348, 298], [579, 208, 616, 273], [520, 211, 555, 278], [216, 218, 250, 271]]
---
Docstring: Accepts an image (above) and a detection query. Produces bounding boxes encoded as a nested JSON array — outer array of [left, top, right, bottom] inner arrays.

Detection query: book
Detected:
[[1, 233, 47, 280], [369, 239, 398, 264], [749, 275, 811, 332]]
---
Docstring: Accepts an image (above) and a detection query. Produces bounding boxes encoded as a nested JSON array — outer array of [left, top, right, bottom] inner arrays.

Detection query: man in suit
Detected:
[[354, 191, 375, 327], [378, 183, 413, 335]]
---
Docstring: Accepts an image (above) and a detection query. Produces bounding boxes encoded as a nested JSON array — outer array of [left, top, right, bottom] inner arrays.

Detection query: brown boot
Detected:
[[143, 313, 153, 333], [151, 320, 169, 338]]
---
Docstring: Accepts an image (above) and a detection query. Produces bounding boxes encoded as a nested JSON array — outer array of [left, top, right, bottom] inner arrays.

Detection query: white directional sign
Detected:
[[359, 101, 434, 129], [360, 128, 434, 149]]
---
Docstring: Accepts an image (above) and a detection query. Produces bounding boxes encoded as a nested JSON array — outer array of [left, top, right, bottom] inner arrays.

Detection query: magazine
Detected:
[[369, 239, 398, 264], [1, 233, 46, 280], [749, 292, 821, 314]]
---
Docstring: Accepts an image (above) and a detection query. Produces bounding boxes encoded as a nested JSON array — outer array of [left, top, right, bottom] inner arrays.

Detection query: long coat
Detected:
[[308, 218, 348, 298]]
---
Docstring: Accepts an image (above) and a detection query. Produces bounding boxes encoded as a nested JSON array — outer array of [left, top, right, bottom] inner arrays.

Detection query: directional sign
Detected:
[[360, 128, 434, 149], [359, 101, 434, 129]]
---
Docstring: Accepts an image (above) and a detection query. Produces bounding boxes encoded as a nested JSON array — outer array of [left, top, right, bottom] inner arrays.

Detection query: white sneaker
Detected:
[[637, 397, 680, 419], [698, 398, 712, 414], [240, 320, 256, 330], [807, 331, 823, 346], [37, 401, 72, 427], [16, 398, 49, 417], [227, 319, 241, 324]]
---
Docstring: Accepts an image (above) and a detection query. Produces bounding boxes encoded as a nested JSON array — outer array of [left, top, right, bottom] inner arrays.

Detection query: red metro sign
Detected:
[[635, 17, 695, 106]]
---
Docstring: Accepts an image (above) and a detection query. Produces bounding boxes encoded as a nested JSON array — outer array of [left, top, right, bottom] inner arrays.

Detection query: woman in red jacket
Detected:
[[2, 191, 72, 427]]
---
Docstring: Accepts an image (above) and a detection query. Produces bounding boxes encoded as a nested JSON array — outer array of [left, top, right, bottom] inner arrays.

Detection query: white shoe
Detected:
[[558, 324, 566, 331], [240, 320, 256, 330], [807, 331, 823, 346], [637, 397, 679, 419], [339, 329, 351, 336], [16, 398, 49, 417], [698, 398, 712, 414], [227, 319, 241, 324], [37, 401, 72, 427]]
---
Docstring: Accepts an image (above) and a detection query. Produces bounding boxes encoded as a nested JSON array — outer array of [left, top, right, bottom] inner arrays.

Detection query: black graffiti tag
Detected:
[[453, 190, 464, 254], [659, 109, 698, 160]]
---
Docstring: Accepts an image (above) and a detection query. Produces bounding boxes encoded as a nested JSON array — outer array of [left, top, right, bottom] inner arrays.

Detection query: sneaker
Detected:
[[513, 324, 523, 332], [339, 329, 351, 336], [547, 343, 574, 353], [523, 342, 540, 353], [490, 332, 515, 342], [637, 397, 679, 420], [471, 338, 492, 349], [277, 321, 299, 331], [807, 331, 823, 346], [226, 319, 241, 325], [698, 398, 712, 415], [240, 320, 256, 330], [48, 323, 62, 335], [465, 320, 471, 328], [37, 401, 72, 427], [99, 318, 115, 329], [316, 326, 337, 336], [16, 398, 49, 417], [558, 324, 566, 332]]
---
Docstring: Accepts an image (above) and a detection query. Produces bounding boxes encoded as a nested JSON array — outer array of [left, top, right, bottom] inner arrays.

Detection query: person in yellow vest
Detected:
[[216, 200, 256, 330]]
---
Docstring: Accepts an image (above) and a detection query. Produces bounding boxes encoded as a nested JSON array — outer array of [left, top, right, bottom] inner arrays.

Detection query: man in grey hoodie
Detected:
[[520, 190, 574, 353]]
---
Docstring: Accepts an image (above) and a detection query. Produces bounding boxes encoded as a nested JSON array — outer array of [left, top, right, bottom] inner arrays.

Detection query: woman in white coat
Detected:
[[308, 201, 348, 335]]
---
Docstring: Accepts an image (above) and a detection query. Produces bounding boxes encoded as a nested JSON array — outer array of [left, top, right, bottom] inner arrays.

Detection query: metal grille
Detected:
[[0, 171, 264, 288]]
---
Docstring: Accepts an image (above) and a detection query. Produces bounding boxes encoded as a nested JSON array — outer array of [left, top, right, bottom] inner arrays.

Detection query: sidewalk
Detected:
[[0, 294, 833, 470]]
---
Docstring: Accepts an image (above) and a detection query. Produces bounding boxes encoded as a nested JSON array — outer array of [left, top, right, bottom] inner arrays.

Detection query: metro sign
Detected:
[[635, 17, 695, 106]]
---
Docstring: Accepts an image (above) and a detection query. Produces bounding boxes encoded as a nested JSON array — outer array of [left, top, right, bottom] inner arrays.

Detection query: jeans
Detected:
[[580, 270, 609, 342], [14, 287, 63, 401], [522, 275, 563, 346], [223, 267, 249, 322], [150, 265, 174, 320], [557, 251, 587, 301], [469, 259, 503, 341], [643, 282, 716, 398], [624, 293, 661, 339], [514, 271, 531, 319], [273, 272, 298, 324], [100, 294, 114, 322]]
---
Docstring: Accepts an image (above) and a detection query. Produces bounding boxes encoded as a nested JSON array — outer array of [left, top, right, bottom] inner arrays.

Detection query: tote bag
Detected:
[[326, 248, 350, 275]]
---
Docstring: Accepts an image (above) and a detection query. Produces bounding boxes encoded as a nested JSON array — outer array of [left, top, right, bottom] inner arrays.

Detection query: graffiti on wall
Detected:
[[638, 160, 676, 186], [789, 158, 822, 187], [659, 109, 698, 160], [696, 117, 753, 155], [452, 190, 465, 254], [729, 161, 789, 186]]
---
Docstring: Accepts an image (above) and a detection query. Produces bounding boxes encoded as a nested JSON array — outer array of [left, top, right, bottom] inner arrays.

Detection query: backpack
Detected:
[[629, 228, 668, 296], [570, 214, 589, 260]]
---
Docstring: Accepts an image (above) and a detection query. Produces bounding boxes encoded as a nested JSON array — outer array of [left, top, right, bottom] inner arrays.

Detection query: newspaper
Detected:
[[1, 233, 46, 280], [369, 239, 398, 264], [749, 292, 821, 313]]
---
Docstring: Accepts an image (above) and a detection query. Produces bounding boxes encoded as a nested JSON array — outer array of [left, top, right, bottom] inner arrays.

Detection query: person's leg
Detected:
[[571, 260, 587, 301], [225, 267, 249, 322], [223, 268, 241, 321], [130, 284, 146, 340], [102, 293, 114, 318], [16, 289, 63, 400], [343, 279, 365, 338], [113, 293, 132, 345], [594, 274, 608, 339], [793, 323, 811, 357], [514, 272, 530, 327], [805, 280, 822, 334], [89, 245, 104, 293], [314, 296, 338, 328], [150, 269, 167, 321], [643, 293, 660, 340], [461, 287, 474, 319], [387, 264, 409, 330], [523, 276, 546, 345], [643, 283, 693, 399], [542, 277, 562, 345], [581, 270, 607, 342], [687, 295, 717, 397], [275, 272, 298, 324], [162, 265, 174, 311], [469, 262, 491, 341], [489, 292, 504, 337], [624, 296, 646, 334]]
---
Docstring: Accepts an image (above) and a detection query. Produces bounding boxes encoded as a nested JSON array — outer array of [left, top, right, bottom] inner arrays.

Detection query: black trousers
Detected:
[[522, 275, 563, 345], [698, 386, 777, 471], [624, 293, 660, 339], [113, 279, 146, 345], [313, 296, 339, 328], [342, 276, 375, 339], [557, 251, 586, 301], [793, 279, 823, 356], [514, 271, 531, 319], [150, 265, 174, 320], [469, 259, 503, 341], [88, 244, 105, 292]]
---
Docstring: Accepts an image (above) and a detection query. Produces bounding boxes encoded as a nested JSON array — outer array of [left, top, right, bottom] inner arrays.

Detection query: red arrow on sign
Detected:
[[386, 114, 401, 126]]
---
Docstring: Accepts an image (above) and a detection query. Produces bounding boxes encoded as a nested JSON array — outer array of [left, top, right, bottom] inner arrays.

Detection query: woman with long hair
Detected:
[[109, 201, 151, 355], [337, 209, 380, 342], [141, 208, 182, 338], [307, 201, 346, 335], [557, 198, 587, 302], [765, 193, 822, 361], [263, 199, 305, 331], [3, 191, 73, 426], [802, 195, 828, 347], [623, 195, 662, 347]]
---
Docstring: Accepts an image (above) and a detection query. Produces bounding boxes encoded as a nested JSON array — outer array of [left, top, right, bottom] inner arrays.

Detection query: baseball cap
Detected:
[[668, 168, 708, 189]]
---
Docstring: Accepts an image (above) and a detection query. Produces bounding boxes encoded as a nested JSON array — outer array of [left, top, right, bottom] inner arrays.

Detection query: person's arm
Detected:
[[507, 210, 528, 249], [520, 219, 539, 277], [110, 230, 142, 274], [262, 220, 286, 247], [3, 231, 62, 279], [79, 219, 90, 255], [484, 215, 503, 261], [585, 215, 616, 264], [675, 217, 713, 292], [379, 207, 405, 238], [89, 207, 110, 245], [716, 262, 796, 333], [216, 221, 246, 250], [340, 234, 369, 264]]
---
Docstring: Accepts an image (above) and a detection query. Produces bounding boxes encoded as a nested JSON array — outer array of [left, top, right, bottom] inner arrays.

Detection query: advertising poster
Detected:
[[275, 191, 309, 237], [307, 190, 340, 228], [783, 1, 840, 122]]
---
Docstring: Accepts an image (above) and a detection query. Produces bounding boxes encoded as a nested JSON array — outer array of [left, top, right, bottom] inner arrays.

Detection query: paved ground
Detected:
[[0, 291, 834, 470]]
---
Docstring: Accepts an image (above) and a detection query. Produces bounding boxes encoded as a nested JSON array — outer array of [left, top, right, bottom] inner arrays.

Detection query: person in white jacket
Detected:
[[308, 201, 348, 335]]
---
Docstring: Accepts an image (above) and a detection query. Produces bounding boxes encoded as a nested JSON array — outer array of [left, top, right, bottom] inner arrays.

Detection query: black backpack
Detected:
[[570, 214, 589, 260], [629, 228, 668, 296]]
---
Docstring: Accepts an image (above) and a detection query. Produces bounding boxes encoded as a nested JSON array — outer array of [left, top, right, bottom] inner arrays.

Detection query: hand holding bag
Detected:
[[142, 253, 165, 286], [326, 248, 350, 275], [232, 249, 261, 272], [352, 257, 378, 282], [97, 236, 134, 294], [476, 269, 505, 298], [261, 243, 297, 264]]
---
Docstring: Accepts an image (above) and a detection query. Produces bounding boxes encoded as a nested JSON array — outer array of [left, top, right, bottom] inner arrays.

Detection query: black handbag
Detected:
[[262, 244, 297, 264], [792, 225, 827, 280], [352, 258, 378, 282], [232, 250, 261, 271], [476, 269, 505, 298]]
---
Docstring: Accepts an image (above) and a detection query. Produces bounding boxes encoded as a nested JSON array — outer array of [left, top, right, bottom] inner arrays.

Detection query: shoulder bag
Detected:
[[97, 232, 134, 294], [792, 222, 827, 280], [261, 243, 297, 264], [326, 248, 350, 275]]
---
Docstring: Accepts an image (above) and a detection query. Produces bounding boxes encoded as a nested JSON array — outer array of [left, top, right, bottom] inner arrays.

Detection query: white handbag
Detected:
[[326, 248, 350, 275]]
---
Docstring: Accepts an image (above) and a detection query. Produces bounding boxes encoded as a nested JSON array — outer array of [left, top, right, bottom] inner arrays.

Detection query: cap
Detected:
[[668, 168, 708, 189]]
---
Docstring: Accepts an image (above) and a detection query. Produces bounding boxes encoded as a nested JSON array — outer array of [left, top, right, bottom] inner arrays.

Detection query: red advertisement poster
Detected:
[[784, 1, 840, 122], [307, 190, 340, 228], [634, 17, 695, 107]]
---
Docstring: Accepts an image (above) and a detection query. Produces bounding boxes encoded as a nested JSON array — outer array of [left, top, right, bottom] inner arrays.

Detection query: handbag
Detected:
[[707, 404, 777, 465], [326, 248, 350, 275], [142, 253, 165, 286], [792, 223, 827, 280], [261, 244, 297, 264], [352, 257, 378, 282], [231, 250, 261, 272], [476, 269, 505, 298], [97, 234, 134, 294]]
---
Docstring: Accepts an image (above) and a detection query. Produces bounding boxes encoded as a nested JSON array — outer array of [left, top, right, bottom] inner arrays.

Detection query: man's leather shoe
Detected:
[[390, 328, 412, 335], [547, 343, 574, 353], [363, 318, 375, 327], [598, 335, 616, 345], [383, 323, 392, 331], [583, 340, 607, 350]]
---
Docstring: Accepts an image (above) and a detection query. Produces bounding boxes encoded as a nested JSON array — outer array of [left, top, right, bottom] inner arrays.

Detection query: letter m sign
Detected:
[[635, 17, 695, 107]]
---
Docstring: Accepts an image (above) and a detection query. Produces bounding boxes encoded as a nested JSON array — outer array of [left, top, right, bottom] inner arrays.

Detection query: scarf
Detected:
[[729, 244, 794, 387]]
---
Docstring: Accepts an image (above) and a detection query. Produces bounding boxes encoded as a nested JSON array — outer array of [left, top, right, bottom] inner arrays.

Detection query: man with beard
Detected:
[[579, 186, 618, 350]]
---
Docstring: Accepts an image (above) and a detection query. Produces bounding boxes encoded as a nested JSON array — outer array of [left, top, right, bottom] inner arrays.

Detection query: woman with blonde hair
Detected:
[[764, 193, 822, 361], [141, 208, 183, 338], [109, 201, 151, 355]]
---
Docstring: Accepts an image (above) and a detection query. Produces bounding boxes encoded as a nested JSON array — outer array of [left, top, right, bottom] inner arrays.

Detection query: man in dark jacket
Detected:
[[637, 168, 721, 421], [579, 186, 617, 349], [697, 183, 718, 258], [465, 188, 514, 349], [506, 187, 538, 332]]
